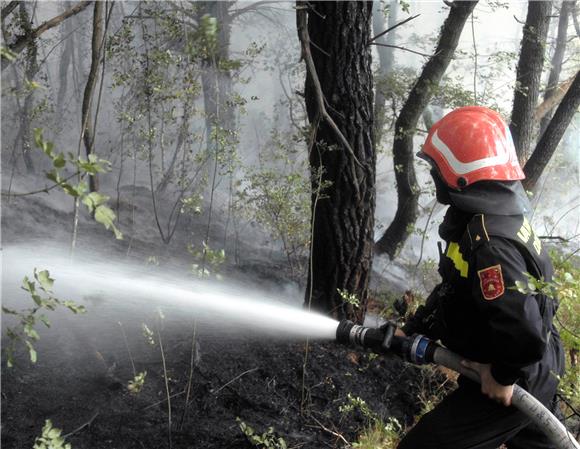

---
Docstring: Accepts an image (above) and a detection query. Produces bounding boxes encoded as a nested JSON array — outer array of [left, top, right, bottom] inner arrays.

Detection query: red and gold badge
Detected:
[[477, 264, 504, 300]]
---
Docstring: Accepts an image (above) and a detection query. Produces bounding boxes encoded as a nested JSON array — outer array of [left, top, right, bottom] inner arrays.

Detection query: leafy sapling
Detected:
[[237, 418, 287, 449], [33, 420, 71, 449], [33, 128, 122, 239], [3, 269, 86, 367]]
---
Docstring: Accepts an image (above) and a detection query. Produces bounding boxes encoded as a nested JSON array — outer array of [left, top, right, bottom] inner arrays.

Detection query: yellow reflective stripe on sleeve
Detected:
[[446, 242, 469, 278]]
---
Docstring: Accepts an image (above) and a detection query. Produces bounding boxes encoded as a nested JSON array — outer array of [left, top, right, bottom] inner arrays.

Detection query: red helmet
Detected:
[[419, 106, 524, 189]]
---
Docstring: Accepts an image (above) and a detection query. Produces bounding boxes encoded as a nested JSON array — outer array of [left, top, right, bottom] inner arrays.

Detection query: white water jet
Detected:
[[2, 244, 338, 340]]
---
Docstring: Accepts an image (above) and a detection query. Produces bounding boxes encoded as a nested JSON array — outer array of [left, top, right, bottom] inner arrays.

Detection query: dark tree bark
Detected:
[[81, 1, 104, 193], [16, 1, 37, 173], [539, 1, 574, 136], [298, 1, 375, 322], [1, 1, 90, 68], [375, 1, 477, 259], [509, 1, 552, 163], [523, 71, 580, 191], [372, 0, 397, 145]]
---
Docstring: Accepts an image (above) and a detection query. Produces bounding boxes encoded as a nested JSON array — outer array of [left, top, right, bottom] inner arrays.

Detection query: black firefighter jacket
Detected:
[[402, 208, 565, 405]]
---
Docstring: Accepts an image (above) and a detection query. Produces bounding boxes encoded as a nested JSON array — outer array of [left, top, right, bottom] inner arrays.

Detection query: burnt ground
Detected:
[[1, 185, 434, 448], [2, 328, 430, 449]]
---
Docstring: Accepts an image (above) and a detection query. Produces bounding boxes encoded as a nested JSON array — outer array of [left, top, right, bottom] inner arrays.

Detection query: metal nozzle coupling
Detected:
[[336, 320, 369, 346]]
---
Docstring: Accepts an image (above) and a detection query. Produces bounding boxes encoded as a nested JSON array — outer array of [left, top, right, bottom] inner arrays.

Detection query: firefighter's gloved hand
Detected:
[[461, 360, 514, 407], [379, 321, 398, 351]]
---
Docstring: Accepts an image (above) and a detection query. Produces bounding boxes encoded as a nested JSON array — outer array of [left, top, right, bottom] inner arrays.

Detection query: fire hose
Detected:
[[336, 320, 580, 449]]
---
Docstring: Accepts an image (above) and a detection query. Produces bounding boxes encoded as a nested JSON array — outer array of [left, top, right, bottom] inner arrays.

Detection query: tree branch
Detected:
[[523, 71, 580, 191], [296, 2, 363, 172], [2, 1, 90, 67], [368, 14, 420, 44], [1, 1, 18, 21], [369, 42, 434, 58]]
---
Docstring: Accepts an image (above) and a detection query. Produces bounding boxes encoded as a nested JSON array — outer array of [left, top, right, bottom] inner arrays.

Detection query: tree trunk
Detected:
[[372, 0, 397, 145], [539, 1, 573, 136], [523, 71, 580, 191], [509, 1, 552, 164], [375, 1, 477, 259], [16, 1, 37, 173], [81, 1, 103, 193], [198, 2, 235, 156], [299, 1, 375, 322], [57, 1, 75, 117]]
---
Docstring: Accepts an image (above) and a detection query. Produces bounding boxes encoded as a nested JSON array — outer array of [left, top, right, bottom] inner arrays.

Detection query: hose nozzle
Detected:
[[336, 319, 396, 354], [335, 319, 436, 364]]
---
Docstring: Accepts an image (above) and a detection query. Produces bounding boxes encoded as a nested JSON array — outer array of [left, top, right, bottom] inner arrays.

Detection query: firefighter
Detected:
[[396, 106, 565, 449]]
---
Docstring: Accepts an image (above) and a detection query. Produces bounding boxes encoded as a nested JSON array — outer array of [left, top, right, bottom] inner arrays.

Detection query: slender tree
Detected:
[[298, 1, 375, 321], [509, 1, 552, 163], [539, 1, 574, 136], [372, 0, 398, 145], [523, 71, 580, 191], [375, 1, 477, 259], [80, 1, 104, 193]]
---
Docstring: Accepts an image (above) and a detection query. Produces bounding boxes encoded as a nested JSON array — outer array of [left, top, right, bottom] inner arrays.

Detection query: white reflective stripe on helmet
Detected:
[[431, 129, 509, 175]]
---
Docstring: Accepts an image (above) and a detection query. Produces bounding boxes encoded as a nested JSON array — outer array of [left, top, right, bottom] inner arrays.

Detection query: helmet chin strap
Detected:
[[448, 180, 531, 216]]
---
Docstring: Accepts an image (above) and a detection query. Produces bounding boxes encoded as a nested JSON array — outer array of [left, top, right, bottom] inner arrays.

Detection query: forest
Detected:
[[1, 1, 579, 448]]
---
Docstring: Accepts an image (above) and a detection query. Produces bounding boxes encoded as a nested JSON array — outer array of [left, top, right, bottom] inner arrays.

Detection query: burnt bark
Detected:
[[299, 2, 375, 322], [81, 1, 104, 193], [509, 1, 552, 163], [539, 1, 573, 136], [523, 71, 580, 191], [375, 1, 477, 259]]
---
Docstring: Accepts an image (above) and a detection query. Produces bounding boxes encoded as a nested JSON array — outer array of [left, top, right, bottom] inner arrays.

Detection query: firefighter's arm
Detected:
[[472, 240, 547, 388], [401, 283, 446, 338]]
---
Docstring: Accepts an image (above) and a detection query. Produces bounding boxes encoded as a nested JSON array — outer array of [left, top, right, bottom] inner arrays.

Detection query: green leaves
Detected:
[[33, 129, 122, 240], [33, 420, 71, 449], [79, 190, 123, 241], [237, 418, 287, 449], [128, 371, 147, 395], [3, 269, 86, 367]]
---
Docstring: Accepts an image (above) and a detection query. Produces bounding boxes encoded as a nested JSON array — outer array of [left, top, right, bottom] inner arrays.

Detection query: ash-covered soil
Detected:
[[2, 180, 432, 448], [2, 327, 428, 449]]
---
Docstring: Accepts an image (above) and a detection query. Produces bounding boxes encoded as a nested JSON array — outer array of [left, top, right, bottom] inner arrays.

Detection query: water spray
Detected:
[[336, 320, 580, 449]]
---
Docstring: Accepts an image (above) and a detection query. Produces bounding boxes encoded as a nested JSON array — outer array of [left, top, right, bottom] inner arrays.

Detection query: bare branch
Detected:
[[534, 74, 575, 121], [370, 42, 435, 58], [296, 3, 363, 171], [368, 14, 420, 44]]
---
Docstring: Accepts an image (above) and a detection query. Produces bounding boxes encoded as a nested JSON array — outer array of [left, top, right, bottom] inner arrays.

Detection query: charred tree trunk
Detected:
[[539, 1, 573, 136], [523, 71, 580, 191], [509, 1, 552, 163], [299, 2, 375, 322], [375, 1, 477, 259], [81, 1, 104, 193]]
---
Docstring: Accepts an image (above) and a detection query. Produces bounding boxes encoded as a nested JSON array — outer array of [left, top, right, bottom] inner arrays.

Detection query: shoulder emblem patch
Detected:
[[477, 265, 504, 300]]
